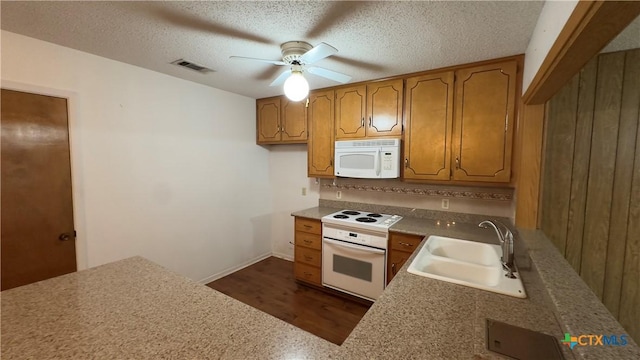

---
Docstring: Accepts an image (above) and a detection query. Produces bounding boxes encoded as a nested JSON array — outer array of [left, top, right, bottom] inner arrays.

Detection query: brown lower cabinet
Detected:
[[294, 217, 322, 286], [387, 232, 424, 284]]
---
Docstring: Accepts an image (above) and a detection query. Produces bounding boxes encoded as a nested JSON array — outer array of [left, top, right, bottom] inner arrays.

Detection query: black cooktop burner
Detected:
[[333, 214, 349, 219], [356, 217, 377, 223], [342, 210, 361, 216], [367, 213, 382, 218]]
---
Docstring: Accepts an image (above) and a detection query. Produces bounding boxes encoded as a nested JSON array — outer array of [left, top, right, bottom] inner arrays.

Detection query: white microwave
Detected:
[[334, 139, 401, 179]]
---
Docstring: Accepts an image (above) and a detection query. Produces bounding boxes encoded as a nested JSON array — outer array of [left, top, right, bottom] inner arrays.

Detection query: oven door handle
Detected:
[[323, 238, 386, 255]]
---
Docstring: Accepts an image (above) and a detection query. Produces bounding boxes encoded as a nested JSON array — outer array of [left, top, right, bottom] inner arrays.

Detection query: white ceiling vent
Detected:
[[171, 59, 214, 74]]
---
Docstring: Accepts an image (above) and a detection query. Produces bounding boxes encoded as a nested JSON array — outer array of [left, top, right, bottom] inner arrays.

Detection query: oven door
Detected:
[[322, 237, 386, 301]]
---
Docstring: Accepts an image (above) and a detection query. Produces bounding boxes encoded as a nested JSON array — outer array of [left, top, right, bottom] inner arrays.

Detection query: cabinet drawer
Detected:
[[295, 246, 321, 267], [295, 218, 322, 235], [294, 262, 321, 286], [390, 233, 423, 253], [295, 231, 322, 250]]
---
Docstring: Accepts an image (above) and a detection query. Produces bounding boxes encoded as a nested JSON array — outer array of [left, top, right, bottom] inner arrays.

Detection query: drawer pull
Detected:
[[303, 239, 312, 244], [304, 255, 313, 261], [304, 272, 313, 276], [303, 224, 312, 229], [399, 242, 413, 247]]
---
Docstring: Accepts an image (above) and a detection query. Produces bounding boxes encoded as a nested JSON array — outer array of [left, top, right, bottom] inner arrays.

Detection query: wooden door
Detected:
[[280, 98, 307, 143], [307, 90, 335, 177], [256, 97, 281, 144], [367, 79, 403, 137], [404, 71, 454, 180], [335, 85, 366, 139], [1, 89, 77, 290], [452, 60, 517, 182]]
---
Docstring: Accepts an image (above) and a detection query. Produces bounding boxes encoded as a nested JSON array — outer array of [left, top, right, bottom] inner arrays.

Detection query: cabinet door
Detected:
[[404, 72, 454, 180], [387, 250, 412, 284], [307, 90, 335, 177], [335, 85, 366, 139], [367, 79, 403, 137], [280, 98, 307, 143], [452, 60, 517, 182], [256, 97, 281, 144]]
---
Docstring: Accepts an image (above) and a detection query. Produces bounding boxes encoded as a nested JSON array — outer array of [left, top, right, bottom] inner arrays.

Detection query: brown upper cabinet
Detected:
[[335, 79, 403, 139], [307, 89, 335, 177], [403, 59, 518, 183], [403, 71, 455, 181], [257, 56, 519, 184], [256, 96, 307, 144], [452, 60, 517, 182]]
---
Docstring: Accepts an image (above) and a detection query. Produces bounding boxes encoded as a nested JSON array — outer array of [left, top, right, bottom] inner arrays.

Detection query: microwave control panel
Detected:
[[382, 152, 393, 170]]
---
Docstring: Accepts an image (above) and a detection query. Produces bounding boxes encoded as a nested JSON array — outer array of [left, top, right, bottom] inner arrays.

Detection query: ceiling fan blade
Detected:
[[305, 2, 365, 39], [306, 67, 351, 84], [299, 43, 338, 64], [270, 70, 292, 87], [149, 7, 273, 45], [329, 55, 387, 72], [230, 56, 287, 66]]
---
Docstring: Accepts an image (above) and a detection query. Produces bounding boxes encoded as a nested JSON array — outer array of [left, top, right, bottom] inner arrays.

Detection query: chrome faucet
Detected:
[[478, 220, 517, 279]]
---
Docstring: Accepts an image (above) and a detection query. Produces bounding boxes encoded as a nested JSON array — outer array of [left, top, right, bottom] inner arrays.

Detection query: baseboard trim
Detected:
[[271, 252, 294, 262], [197, 252, 272, 284]]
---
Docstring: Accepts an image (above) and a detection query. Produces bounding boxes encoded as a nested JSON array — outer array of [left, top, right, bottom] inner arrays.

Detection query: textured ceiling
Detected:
[[2, 1, 550, 99]]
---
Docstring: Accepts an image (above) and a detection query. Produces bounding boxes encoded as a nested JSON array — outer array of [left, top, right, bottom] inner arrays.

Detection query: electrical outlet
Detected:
[[336, 191, 342, 199], [301, 187, 307, 196], [441, 199, 450, 209]]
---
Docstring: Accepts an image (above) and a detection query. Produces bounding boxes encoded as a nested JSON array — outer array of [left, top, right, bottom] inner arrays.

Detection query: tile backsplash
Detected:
[[318, 178, 514, 219]]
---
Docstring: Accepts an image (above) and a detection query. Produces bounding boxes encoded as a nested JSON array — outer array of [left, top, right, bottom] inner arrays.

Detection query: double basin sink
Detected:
[[407, 235, 526, 298]]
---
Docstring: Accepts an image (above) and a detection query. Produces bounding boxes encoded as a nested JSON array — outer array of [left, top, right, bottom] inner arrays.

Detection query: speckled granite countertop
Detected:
[[2, 205, 637, 359], [1, 257, 336, 359]]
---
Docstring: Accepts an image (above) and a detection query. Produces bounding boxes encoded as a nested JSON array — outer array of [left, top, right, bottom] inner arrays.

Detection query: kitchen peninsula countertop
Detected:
[[2, 206, 638, 359]]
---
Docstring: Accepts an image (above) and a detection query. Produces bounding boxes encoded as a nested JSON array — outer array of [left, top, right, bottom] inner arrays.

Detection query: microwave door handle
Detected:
[[375, 148, 381, 176], [323, 238, 386, 255]]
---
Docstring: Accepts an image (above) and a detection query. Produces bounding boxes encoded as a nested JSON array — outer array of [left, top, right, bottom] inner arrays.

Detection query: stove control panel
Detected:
[[322, 224, 388, 249], [336, 229, 375, 245]]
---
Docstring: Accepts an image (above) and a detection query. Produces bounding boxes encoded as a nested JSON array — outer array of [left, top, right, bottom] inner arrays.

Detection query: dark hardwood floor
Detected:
[[206, 256, 371, 345]]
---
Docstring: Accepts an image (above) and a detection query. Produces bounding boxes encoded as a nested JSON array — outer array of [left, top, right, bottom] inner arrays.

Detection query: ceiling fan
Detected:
[[231, 41, 352, 101]]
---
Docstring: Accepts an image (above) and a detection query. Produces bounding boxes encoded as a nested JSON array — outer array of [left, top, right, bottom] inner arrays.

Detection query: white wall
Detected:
[[1, 31, 272, 283], [523, 0, 578, 93], [268, 145, 319, 260]]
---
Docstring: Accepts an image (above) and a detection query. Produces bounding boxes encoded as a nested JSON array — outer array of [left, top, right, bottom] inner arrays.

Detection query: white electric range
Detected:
[[320, 209, 403, 301]]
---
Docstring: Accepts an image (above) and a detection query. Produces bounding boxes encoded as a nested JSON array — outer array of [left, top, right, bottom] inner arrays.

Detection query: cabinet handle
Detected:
[[304, 255, 313, 261], [303, 239, 312, 244], [304, 272, 313, 276], [405, 158, 409, 168], [391, 263, 397, 275], [369, 117, 372, 127], [455, 157, 460, 170], [361, 117, 365, 127], [399, 242, 413, 247], [303, 224, 312, 229]]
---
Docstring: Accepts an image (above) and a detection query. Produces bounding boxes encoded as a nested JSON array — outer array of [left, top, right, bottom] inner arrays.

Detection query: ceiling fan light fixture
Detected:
[[283, 71, 309, 102]]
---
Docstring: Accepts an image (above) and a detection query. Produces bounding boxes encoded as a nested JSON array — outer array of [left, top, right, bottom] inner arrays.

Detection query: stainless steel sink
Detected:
[[407, 236, 526, 298]]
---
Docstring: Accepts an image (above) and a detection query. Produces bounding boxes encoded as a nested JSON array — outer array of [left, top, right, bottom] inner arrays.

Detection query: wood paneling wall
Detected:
[[541, 48, 640, 342]]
